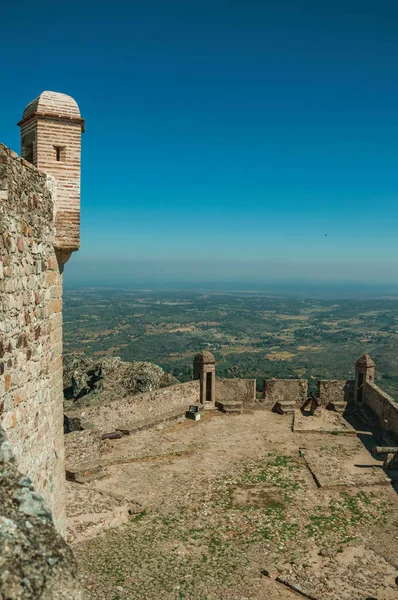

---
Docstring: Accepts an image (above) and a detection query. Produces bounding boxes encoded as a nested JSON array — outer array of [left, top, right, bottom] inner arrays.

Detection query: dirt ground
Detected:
[[68, 408, 398, 600]]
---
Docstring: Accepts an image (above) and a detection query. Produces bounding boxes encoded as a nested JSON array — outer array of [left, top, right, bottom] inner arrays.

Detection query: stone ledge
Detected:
[[115, 406, 188, 434], [0, 425, 82, 599]]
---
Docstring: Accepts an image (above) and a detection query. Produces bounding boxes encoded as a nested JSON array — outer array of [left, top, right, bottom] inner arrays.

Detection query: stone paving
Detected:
[[293, 409, 356, 435], [68, 409, 398, 600]]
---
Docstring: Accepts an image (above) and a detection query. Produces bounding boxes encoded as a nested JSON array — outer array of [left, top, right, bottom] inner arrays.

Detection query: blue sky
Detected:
[[1, 0, 398, 287]]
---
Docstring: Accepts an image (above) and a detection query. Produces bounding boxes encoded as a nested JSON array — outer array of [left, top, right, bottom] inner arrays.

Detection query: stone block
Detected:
[[216, 377, 256, 403], [4, 374, 12, 391], [263, 379, 307, 408]]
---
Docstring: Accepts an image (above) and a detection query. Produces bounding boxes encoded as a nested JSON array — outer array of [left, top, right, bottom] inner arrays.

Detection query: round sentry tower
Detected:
[[18, 91, 84, 254]]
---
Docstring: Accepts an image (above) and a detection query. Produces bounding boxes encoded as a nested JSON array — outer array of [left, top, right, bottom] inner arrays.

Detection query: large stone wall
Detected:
[[216, 377, 256, 403], [65, 377, 261, 434], [0, 144, 65, 534], [262, 378, 307, 406], [65, 380, 200, 433], [0, 424, 82, 599], [364, 381, 398, 437], [317, 379, 355, 406]]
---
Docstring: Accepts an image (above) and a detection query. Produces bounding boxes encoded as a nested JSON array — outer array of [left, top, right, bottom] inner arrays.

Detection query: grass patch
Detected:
[[130, 508, 148, 522], [237, 453, 304, 496], [306, 491, 387, 544], [76, 454, 392, 599]]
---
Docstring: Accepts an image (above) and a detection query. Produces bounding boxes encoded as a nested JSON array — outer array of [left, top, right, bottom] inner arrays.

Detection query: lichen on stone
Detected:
[[0, 425, 83, 599]]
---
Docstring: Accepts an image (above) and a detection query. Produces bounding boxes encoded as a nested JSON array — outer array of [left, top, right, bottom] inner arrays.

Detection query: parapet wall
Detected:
[[216, 377, 256, 403], [317, 379, 355, 406], [64, 376, 260, 435], [65, 380, 200, 433], [364, 381, 398, 437], [263, 378, 308, 406], [0, 424, 82, 599], [0, 144, 65, 534]]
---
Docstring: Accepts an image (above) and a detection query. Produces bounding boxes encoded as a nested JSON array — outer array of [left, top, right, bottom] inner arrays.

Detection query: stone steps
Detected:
[[272, 400, 296, 415], [115, 407, 188, 435], [66, 463, 108, 484], [216, 400, 243, 414]]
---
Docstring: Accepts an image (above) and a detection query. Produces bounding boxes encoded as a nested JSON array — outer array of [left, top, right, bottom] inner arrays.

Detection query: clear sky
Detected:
[[1, 0, 397, 288]]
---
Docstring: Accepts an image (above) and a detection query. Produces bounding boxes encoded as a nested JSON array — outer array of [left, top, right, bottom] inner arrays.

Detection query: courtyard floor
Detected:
[[68, 408, 398, 600]]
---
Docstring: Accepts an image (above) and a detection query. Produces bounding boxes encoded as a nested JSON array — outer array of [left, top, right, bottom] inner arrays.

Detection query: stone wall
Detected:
[[216, 377, 256, 403], [263, 379, 307, 406], [364, 381, 398, 437], [64, 430, 103, 470], [65, 380, 200, 433], [0, 424, 82, 599], [0, 144, 65, 534], [317, 380, 355, 406]]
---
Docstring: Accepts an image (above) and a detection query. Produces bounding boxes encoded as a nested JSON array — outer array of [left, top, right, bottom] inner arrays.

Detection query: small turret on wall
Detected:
[[18, 91, 84, 260], [193, 351, 216, 410], [354, 354, 376, 406]]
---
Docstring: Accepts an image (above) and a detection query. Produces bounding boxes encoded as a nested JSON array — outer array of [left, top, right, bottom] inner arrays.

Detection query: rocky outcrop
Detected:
[[63, 356, 179, 410], [0, 424, 83, 599], [116, 359, 178, 394], [64, 356, 102, 401]]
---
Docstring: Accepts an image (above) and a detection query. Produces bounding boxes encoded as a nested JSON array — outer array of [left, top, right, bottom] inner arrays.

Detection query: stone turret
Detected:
[[193, 351, 216, 409], [18, 91, 84, 258], [354, 354, 376, 405]]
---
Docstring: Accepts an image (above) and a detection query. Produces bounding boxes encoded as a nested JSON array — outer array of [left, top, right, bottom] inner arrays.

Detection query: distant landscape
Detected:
[[63, 288, 398, 401]]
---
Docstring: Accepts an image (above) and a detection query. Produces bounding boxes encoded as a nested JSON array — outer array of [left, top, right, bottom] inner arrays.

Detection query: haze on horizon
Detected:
[[2, 0, 397, 289]]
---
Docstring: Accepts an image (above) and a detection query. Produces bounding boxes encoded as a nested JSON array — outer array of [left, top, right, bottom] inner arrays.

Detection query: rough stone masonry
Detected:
[[0, 423, 83, 599], [0, 91, 83, 537]]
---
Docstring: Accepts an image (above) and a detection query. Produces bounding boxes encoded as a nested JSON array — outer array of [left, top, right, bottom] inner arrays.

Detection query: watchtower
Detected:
[[193, 351, 216, 409], [354, 354, 376, 405], [18, 91, 84, 257]]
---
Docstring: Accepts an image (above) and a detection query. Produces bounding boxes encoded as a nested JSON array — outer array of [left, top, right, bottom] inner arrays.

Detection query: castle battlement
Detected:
[[0, 91, 83, 537]]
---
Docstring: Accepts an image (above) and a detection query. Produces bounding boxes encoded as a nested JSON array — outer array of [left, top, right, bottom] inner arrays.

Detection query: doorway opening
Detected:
[[357, 372, 364, 404], [206, 372, 213, 403]]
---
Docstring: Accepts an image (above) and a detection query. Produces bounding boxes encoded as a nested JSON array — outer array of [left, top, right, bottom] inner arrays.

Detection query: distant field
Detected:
[[63, 289, 398, 401]]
